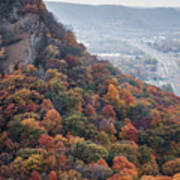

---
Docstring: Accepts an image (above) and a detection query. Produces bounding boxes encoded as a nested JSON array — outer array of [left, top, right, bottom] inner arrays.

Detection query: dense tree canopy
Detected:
[[0, 0, 180, 179]]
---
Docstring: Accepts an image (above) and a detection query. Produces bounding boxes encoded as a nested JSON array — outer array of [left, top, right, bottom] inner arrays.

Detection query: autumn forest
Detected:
[[0, 0, 180, 179]]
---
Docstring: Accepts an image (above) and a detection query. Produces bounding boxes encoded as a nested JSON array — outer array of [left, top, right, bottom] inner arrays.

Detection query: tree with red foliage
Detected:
[[102, 104, 116, 121], [26, 103, 37, 112], [119, 121, 138, 142], [58, 154, 67, 169], [38, 134, 54, 151], [21, 0, 46, 14], [65, 54, 78, 67], [21, 4, 39, 14], [4, 74, 9, 79], [49, 171, 57, 180], [99, 119, 117, 134], [29, 171, 41, 180], [45, 58, 67, 70], [85, 104, 96, 116], [4, 103, 18, 118], [91, 63, 110, 81]]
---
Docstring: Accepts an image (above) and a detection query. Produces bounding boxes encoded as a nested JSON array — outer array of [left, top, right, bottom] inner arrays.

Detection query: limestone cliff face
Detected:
[[0, 0, 85, 73], [1, 16, 46, 73], [0, 0, 49, 73]]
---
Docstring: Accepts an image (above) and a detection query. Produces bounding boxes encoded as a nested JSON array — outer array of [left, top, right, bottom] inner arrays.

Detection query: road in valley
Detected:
[[126, 39, 180, 96]]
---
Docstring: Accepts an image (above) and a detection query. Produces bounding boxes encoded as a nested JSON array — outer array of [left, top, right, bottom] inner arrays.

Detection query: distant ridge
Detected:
[[46, 1, 180, 31]]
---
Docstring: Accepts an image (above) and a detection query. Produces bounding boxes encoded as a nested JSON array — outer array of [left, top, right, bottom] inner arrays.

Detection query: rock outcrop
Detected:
[[0, 0, 67, 73]]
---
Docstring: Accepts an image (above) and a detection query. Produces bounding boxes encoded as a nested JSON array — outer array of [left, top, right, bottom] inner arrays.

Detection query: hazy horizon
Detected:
[[45, 0, 180, 7]]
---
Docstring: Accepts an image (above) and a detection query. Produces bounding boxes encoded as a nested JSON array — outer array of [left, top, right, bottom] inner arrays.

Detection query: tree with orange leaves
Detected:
[[141, 155, 159, 176], [119, 88, 136, 106], [155, 176, 172, 180], [97, 158, 109, 169], [64, 31, 78, 47], [141, 175, 171, 180], [112, 156, 138, 178], [173, 173, 180, 180], [140, 176, 155, 180], [42, 109, 62, 135], [108, 173, 133, 180], [41, 99, 54, 112]]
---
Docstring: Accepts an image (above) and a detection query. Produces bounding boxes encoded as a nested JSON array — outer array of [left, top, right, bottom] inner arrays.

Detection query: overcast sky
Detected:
[[45, 0, 180, 7]]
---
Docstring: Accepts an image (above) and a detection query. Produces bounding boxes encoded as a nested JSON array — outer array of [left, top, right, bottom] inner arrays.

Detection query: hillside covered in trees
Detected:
[[0, 0, 180, 179]]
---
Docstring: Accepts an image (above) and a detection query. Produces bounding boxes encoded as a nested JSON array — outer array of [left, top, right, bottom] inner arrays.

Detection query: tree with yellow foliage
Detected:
[[11, 154, 45, 175], [119, 88, 136, 106], [103, 84, 120, 104], [45, 155, 57, 170], [150, 109, 162, 127]]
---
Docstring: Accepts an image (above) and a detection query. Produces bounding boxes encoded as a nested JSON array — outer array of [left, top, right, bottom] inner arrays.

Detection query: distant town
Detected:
[[46, 2, 180, 95]]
